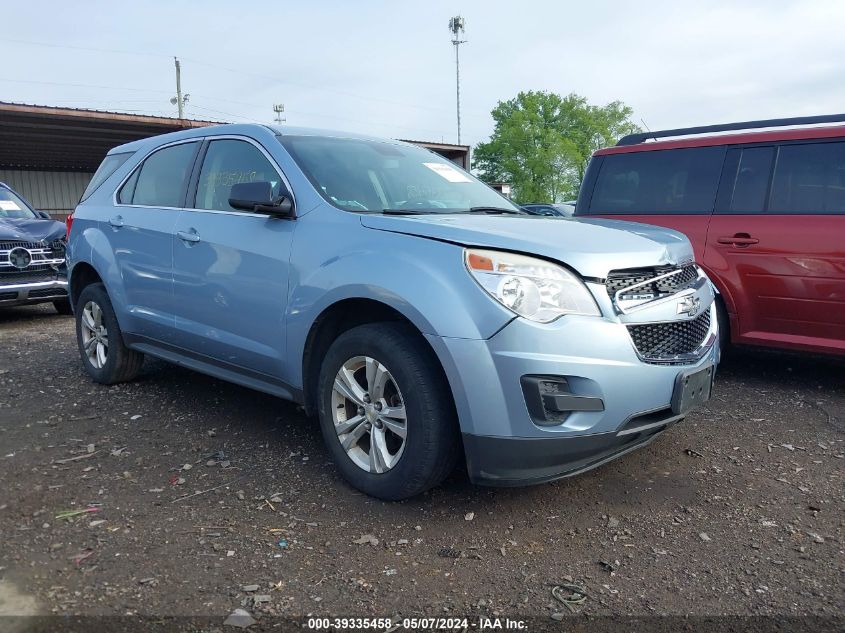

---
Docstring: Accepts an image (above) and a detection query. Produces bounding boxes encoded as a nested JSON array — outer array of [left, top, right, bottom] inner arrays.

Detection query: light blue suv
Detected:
[[66, 124, 718, 500]]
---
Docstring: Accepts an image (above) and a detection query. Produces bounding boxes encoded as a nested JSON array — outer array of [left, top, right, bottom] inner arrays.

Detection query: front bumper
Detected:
[[427, 286, 719, 486], [462, 420, 676, 486], [0, 279, 68, 306]]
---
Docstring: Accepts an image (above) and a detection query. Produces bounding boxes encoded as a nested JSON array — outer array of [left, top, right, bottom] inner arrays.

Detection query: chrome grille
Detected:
[[0, 238, 66, 275], [0, 240, 43, 250], [606, 264, 699, 302], [28, 287, 67, 298], [49, 239, 67, 258], [627, 310, 712, 362], [0, 269, 57, 284]]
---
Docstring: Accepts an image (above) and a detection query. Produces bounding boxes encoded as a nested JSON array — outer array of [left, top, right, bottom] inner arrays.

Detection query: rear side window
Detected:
[[80, 152, 132, 203], [769, 142, 845, 214], [194, 139, 284, 212], [118, 142, 198, 207], [588, 147, 725, 214], [728, 146, 774, 213]]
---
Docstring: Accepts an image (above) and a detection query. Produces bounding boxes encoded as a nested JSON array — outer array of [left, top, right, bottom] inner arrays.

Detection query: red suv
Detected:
[[575, 114, 845, 356]]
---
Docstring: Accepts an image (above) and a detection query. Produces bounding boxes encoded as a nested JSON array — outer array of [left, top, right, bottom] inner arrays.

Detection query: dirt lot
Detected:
[[0, 304, 843, 627]]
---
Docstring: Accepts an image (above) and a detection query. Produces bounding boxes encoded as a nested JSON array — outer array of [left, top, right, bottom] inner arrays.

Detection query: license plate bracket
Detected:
[[671, 364, 714, 415]]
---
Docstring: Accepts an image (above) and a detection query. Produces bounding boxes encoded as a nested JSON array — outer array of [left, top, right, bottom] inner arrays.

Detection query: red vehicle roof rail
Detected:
[[616, 113, 845, 146]]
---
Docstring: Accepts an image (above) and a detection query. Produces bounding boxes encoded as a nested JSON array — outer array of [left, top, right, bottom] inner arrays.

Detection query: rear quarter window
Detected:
[[80, 152, 133, 203], [769, 141, 845, 214], [117, 142, 199, 208], [587, 147, 725, 215]]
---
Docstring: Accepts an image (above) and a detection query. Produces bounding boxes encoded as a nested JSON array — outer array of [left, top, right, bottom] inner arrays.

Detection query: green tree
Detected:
[[473, 91, 640, 203]]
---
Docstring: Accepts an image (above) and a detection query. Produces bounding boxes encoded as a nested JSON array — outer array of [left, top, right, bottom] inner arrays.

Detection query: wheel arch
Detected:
[[300, 297, 453, 418], [69, 261, 104, 308], [699, 262, 736, 343]]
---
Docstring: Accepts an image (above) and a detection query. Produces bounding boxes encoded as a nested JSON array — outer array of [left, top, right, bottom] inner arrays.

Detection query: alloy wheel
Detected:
[[80, 300, 108, 369], [330, 355, 407, 473]]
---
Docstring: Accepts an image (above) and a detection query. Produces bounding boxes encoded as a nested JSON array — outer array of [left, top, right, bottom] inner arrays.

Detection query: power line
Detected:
[[185, 104, 264, 124], [182, 57, 488, 118], [3, 37, 167, 60], [4, 36, 490, 119], [0, 73, 484, 139], [0, 76, 172, 94], [187, 103, 474, 140]]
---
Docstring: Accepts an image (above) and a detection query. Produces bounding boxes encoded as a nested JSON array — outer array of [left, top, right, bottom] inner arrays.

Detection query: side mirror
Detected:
[[228, 181, 295, 219], [37, 210, 51, 219]]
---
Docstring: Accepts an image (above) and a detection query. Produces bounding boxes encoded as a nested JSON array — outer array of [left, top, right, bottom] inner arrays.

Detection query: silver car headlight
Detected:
[[464, 248, 601, 323]]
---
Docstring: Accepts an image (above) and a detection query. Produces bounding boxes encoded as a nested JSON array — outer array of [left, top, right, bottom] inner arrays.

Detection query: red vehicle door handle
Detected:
[[717, 233, 759, 247]]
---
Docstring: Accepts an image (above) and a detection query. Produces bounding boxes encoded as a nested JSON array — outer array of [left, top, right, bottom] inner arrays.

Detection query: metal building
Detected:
[[0, 102, 470, 221]]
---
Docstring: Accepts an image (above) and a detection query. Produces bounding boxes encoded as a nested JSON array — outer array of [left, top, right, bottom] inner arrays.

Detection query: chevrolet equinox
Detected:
[[66, 124, 719, 500]]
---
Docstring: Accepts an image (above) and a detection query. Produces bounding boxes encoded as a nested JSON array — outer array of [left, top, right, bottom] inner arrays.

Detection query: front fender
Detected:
[[284, 206, 514, 387]]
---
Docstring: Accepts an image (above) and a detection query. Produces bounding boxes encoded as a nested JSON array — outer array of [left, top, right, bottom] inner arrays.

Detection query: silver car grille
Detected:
[[0, 239, 65, 285], [606, 263, 715, 364], [606, 264, 699, 304], [627, 309, 713, 362]]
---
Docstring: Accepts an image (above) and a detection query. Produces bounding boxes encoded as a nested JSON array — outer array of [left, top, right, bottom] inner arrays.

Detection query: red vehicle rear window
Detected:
[[587, 147, 725, 215]]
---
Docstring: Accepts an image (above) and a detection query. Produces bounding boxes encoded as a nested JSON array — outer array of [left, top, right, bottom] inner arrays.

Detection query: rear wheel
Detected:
[[317, 323, 459, 500], [75, 283, 144, 384]]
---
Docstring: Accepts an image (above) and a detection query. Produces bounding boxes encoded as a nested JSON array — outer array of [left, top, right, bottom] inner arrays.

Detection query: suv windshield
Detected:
[[279, 135, 521, 214], [0, 187, 36, 219]]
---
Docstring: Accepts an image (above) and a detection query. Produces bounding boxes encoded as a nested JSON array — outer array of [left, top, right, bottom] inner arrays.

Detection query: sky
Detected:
[[2, 0, 844, 149]]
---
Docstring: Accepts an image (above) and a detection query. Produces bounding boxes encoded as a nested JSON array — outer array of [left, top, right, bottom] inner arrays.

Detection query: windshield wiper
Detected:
[[380, 208, 438, 215], [380, 206, 527, 216], [468, 206, 527, 215]]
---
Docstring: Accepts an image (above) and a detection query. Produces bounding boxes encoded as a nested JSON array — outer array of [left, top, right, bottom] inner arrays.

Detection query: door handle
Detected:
[[108, 216, 124, 228], [717, 233, 759, 247], [177, 230, 201, 243]]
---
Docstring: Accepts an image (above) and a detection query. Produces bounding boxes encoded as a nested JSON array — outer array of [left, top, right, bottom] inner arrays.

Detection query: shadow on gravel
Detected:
[[107, 340, 844, 511], [3, 309, 843, 617], [717, 346, 844, 432], [718, 345, 845, 390], [122, 356, 484, 506], [0, 305, 68, 324]]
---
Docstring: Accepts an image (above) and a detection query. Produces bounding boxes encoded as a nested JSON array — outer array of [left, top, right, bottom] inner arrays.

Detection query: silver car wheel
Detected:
[[331, 355, 407, 473], [80, 300, 108, 369]]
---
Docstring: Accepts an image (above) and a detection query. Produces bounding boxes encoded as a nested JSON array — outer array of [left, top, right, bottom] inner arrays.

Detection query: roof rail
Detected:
[[616, 113, 845, 146]]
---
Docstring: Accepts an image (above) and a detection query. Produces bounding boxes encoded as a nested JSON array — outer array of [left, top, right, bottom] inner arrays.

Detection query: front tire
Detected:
[[75, 283, 144, 384], [317, 323, 459, 500]]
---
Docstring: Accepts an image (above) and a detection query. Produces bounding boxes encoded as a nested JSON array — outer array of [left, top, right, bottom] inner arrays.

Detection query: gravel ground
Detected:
[[0, 304, 843, 625]]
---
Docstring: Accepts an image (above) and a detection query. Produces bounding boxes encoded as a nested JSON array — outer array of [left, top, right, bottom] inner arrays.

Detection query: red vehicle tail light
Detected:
[[65, 212, 74, 238]]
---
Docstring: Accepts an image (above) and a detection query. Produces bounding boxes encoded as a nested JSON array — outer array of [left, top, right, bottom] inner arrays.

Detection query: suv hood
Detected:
[[360, 214, 693, 278], [0, 217, 66, 243]]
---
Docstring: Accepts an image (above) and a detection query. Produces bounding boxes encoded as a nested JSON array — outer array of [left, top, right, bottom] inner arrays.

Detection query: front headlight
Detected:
[[464, 248, 600, 323]]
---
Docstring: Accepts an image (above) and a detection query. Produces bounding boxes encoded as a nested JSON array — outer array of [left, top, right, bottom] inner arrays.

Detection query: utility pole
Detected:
[[171, 57, 189, 118], [448, 16, 467, 145], [273, 104, 286, 124]]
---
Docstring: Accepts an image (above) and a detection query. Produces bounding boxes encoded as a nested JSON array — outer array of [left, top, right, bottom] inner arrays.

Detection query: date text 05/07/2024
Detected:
[[306, 617, 528, 630]]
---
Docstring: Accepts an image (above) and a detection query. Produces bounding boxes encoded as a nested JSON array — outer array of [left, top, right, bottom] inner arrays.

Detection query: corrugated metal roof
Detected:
[[0, 102, 470, 170], [398, 138, 469, 151], [0, 102, 218, 171], [0, 101, 219, 125]]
